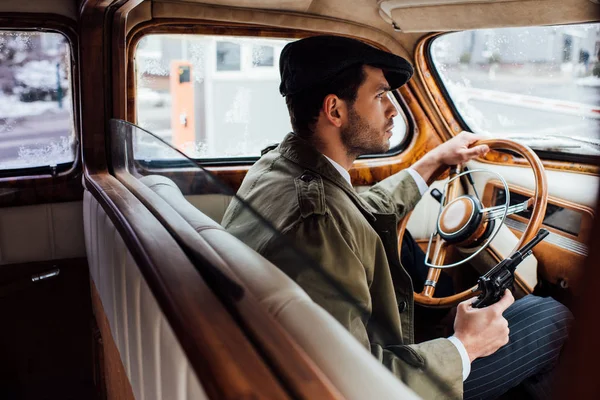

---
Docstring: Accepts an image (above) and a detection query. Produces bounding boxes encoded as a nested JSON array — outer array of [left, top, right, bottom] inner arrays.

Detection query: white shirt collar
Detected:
[[322, 154, 352, 186], [321, 155, 429, 196]]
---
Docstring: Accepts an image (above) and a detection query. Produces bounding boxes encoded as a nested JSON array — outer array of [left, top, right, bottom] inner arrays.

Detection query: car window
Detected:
[[0, 30, 75, 171], [430, 23, 600, 156], [134, 34, 408, 160]]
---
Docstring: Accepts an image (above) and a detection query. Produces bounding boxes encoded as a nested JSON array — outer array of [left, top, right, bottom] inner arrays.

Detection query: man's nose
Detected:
[[385, 92, 399, 119]]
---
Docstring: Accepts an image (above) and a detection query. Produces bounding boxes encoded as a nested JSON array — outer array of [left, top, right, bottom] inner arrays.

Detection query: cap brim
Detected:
[[364, 47, 414, 90], [381, 68, 414, 90]]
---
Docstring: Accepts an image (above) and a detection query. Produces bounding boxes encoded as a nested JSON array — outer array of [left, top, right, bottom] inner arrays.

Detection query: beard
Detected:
[[340, 106, 392, 157]]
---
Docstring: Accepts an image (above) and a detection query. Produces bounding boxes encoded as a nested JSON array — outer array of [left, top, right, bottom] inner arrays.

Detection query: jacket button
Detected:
[[398, 301, 407, 313], [300, 173, 314, 182]]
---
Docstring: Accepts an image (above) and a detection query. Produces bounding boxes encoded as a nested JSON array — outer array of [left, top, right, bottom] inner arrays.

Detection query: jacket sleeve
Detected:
[[264, 212, 463, 400], [374, 340, 464, 400], [359, 170, 423, 219]]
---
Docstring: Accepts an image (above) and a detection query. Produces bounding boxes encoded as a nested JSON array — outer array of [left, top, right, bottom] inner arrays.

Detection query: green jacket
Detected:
[[222, 133, 463, 399]]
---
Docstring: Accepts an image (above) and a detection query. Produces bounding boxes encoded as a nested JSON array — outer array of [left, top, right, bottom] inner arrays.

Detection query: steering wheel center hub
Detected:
[[439, 197, 474, 234], [437, 195, 484, 244]]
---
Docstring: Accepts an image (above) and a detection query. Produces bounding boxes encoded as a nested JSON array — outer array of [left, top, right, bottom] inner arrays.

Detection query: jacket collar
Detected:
[[278, 132, 377, 221]]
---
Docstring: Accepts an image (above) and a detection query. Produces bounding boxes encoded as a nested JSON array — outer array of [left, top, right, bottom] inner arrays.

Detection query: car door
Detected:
[[0, 9, 95, 398]]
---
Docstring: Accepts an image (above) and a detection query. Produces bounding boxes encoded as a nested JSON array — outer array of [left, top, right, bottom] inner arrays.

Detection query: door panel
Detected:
[[0, 201, 85, 265]]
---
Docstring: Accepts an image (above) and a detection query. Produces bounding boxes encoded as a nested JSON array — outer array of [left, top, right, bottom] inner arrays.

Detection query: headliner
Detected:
[[0, 0, 597, 33]]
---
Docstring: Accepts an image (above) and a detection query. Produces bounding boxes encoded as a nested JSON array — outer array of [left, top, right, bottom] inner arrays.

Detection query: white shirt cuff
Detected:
[[407, 168, 429, 196], [447, 336, 471, 381]]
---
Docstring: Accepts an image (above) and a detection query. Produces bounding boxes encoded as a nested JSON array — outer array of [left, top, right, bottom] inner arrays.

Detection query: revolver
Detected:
[[472, 228, 549, 308]]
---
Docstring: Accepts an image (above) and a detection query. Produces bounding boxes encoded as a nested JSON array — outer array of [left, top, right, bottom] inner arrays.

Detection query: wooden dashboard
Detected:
[[482, 180, 593, 302]]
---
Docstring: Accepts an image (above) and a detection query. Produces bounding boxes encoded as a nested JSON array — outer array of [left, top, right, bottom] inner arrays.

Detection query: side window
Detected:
[[430, 23, 600, 157], [134, 34, 408, 160], [0, 30, 76, 171]]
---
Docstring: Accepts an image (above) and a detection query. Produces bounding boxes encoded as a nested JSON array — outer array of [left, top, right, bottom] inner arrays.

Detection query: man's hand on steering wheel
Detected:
[[397, 132, 548, 308], [412, 131, 491, 182]]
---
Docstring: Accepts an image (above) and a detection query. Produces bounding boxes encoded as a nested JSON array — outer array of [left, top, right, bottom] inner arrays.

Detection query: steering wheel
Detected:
[[398, 139, 548, 308]]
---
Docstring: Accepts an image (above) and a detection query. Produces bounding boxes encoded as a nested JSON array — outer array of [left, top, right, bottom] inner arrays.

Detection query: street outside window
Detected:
[[0, 30, 75, 170], [135, 34, 409, 160], [430, 23, 600, 157]]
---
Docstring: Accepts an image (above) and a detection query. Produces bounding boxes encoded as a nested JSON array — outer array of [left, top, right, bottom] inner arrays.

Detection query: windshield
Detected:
[[430, 23, 600, 156]]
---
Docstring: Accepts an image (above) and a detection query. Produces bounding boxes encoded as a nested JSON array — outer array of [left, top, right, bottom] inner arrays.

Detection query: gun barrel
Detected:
[[481, 228, 549, 280], [518, 228, 549, 255]]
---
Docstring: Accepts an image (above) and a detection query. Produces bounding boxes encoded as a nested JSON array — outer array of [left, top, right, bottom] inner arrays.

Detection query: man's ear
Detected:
[[322, 94, 345, 128]]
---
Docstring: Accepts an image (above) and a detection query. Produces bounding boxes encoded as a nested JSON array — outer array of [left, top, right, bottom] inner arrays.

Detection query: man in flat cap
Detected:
[[222, 35, 572, 399]]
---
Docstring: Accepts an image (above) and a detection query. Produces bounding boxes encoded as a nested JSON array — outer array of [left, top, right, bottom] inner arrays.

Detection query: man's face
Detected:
[[340, 65, 399, 156]]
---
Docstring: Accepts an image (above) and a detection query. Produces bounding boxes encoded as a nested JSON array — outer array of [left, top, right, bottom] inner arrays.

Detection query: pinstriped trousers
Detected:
[[400, 231, 574, 400], [463, 294, 573, 400]]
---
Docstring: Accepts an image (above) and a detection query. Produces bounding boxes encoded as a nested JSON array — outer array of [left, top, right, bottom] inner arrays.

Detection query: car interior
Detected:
[[0, 0, 598, 399]]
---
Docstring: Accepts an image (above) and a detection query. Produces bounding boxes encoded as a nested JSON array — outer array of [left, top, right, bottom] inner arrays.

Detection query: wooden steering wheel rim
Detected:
[[402, 139, 548, 308]]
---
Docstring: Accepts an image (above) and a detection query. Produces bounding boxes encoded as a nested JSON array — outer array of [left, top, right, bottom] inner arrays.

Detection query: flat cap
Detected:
[[279, 35, 413, 96]]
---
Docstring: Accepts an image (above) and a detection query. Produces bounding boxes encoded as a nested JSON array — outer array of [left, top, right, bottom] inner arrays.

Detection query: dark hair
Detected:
[[285, 64, 366, 139]]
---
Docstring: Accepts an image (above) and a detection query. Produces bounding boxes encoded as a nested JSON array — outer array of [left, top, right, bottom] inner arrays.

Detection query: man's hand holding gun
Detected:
[[472, 228, 549, 308], [453, 229, 549, 362]]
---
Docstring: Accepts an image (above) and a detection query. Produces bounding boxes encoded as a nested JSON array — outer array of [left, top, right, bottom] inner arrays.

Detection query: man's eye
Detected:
[[377, 92, 385, 99]]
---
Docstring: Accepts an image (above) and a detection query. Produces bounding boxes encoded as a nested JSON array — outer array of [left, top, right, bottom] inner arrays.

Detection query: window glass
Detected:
[[0, 30, 75, 170], [135, 34, 408, 160], [252, 45, 274, 67], [430, 23, 600, 156], [216, 41, 241, 71]]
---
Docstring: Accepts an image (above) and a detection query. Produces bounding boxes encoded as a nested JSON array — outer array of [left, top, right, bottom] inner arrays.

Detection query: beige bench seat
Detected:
[[141, 174, 420, 400]]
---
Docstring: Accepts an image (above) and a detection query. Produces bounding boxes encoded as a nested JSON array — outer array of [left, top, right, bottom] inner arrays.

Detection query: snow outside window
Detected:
[[134, 34, 408, 160], [430, 23, 600, 157], [0, 30, 75, 171]]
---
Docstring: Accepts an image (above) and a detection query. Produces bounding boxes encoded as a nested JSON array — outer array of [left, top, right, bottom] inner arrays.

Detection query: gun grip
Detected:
[[471, 295, 485, 309]]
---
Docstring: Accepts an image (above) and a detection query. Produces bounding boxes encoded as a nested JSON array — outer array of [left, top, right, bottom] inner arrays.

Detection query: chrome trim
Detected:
[[424, 279, 437, 288], [31, 268, 60, 282], [483, 199, 531, 221], [504, 218, 588, 257], [425, 169, 510, 269]]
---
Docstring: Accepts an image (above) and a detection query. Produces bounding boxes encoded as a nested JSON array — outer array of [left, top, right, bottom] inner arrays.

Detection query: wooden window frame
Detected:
[[125, 21, 415, 163], [116, 18, 450, 189], [0, 13, 83, 207]]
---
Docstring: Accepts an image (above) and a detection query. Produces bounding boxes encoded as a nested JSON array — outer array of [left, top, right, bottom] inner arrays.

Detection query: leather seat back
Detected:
[[141, 175, 420, 400], [184, 194, 233, 224], [84, 190, 207, 400]]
